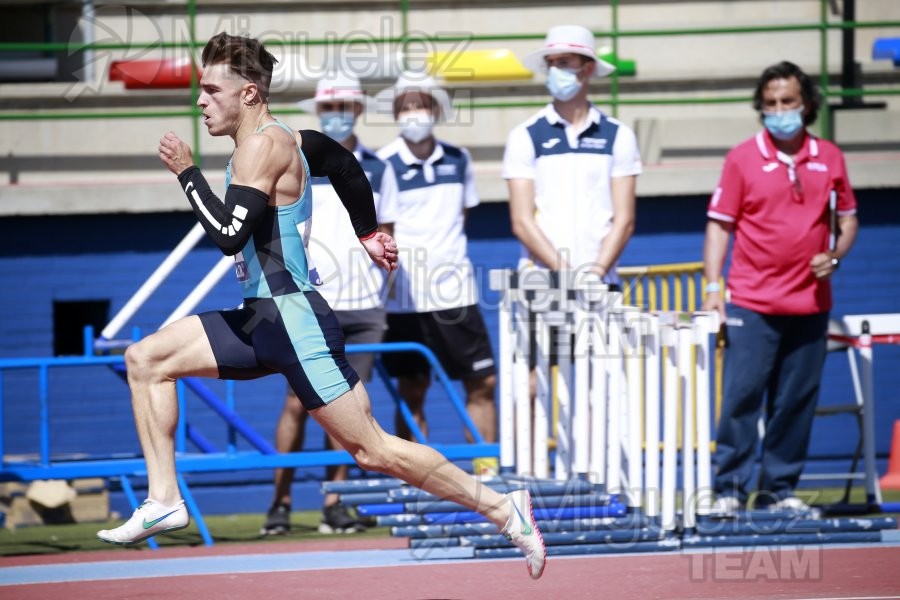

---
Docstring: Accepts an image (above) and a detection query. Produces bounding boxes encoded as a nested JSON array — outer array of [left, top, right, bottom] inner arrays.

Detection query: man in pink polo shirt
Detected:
[[702, 61, 859, 517]]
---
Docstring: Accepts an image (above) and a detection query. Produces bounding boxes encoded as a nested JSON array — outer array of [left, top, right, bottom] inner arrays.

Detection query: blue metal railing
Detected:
[[0, 341, 495, 474], [0, 340, 497, 547]]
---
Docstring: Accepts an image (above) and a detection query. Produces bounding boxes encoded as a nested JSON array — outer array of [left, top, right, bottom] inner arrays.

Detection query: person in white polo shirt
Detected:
[[375, 72, 498, 451], [261, 69, 399, 536], [503, 25, 642, 284]]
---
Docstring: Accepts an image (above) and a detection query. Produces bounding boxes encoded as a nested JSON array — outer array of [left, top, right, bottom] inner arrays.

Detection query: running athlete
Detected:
[[96, 32, 545, 580]]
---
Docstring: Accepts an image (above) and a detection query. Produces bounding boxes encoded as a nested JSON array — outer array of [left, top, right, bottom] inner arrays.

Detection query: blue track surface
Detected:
[[0, 548, 475, 587]]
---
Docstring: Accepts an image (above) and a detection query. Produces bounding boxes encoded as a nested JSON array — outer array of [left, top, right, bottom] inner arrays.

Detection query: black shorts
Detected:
[[199, 293, 359, 411], [382, 305, 496, 380], [335, 307, 387, 381]]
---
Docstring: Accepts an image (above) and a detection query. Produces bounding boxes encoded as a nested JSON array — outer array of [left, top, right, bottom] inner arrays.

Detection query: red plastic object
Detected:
[[109, 58, 201, 89]]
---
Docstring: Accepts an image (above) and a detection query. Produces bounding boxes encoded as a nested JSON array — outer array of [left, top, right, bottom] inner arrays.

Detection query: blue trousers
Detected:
[[713, 304, 829, 504]]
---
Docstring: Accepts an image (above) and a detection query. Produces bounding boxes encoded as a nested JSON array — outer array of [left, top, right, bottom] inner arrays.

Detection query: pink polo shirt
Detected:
[[708, 131, 857, 315]]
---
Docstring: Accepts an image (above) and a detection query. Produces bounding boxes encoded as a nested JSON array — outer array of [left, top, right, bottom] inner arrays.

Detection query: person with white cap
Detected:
[[503, 24, 642, 284], [374, 72, 499, 458], [261, 69, 400, 536]]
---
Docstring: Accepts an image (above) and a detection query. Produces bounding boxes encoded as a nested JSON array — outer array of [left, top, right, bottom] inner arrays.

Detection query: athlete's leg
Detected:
[[312, 380, 546, 578], [314, 381, 507, 523], [322, 309, 383, 508], [98, 315, 219, 545], [125, 315, 219, 504]]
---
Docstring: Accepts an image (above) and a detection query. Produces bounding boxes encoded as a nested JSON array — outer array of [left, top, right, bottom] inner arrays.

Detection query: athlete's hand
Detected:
[[159, 132, 195, 176], [361, 232, 399, 272]]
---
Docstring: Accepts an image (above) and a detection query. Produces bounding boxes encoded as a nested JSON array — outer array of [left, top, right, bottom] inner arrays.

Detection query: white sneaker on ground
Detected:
[[501, 489, 546, 580], [766, 496, 822, 519], [709, 495, 745, 518], [97, 499, 189, 545]]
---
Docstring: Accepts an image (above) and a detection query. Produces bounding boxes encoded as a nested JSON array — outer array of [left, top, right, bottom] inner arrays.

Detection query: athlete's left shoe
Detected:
[[501, 489, 546, 580], [97, 498, 189, 545]]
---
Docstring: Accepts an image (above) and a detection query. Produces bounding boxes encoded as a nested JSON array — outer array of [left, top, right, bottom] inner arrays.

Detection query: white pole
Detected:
[[625, 308, 643, 508], [554, 321, 573, 480], [857, 321, 883, 505], [644, 314, 661, 520], [497, 278, 516, 473], [514, 302, 532, 476], [661, 314, 679, 532], [693, 312, 715, 515], [533, 311, 552, 479], [161, 255, 233, 328], [679, 316, 696, 531], [607, 310, 623, 495], [101, 223, 207, 339], [572, 298, 591, 477], [589, 309, 608, 487]]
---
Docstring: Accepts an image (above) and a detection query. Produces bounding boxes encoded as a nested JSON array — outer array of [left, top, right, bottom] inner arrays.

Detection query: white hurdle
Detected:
[[490, 268, 719, 532]]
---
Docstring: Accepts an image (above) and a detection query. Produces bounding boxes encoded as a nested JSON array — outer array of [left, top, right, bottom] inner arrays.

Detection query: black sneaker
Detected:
[[260, 502, 291, 536], [318, 502, 366, 534]]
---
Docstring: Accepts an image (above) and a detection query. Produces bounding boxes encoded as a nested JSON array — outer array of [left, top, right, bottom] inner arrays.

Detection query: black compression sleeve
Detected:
[[177, 166, 269, 256], [300, 129, 378, 239]]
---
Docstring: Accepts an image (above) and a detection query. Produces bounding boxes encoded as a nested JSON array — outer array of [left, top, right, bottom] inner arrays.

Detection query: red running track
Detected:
[[2, 538, 900, 600]]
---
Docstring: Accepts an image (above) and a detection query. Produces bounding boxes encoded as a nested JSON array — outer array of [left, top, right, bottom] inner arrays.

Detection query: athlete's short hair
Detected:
[[202, 32, 277, 100], [752, 61, 822, 126]]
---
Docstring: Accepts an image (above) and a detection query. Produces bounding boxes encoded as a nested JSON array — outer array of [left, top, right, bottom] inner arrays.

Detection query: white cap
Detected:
[[297, 70, 376, 113], [374, 71, 454, 122], [523, 25, 615, 78]]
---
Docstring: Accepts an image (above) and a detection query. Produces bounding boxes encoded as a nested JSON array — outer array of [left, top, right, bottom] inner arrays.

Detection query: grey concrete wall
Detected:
[[1, 0, 898, 213]]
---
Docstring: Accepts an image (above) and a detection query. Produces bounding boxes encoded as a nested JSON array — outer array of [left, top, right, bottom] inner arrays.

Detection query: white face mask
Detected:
[[546, 66, 582, 102], [398, 110, 434, 144], [319, 111, 355, 143]]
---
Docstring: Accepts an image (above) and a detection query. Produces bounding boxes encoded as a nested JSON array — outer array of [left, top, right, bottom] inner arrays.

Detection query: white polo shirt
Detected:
[[502, 103, 642, 282], [377, 136, 479, 313], [308, 143, 399, 311]]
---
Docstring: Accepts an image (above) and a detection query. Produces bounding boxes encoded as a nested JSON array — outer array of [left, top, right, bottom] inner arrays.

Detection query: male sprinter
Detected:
[[96, 32, 545, 580]]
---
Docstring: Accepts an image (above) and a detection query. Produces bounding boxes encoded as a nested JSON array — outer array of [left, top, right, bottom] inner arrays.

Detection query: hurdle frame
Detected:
[[491, 267, 720, 533]]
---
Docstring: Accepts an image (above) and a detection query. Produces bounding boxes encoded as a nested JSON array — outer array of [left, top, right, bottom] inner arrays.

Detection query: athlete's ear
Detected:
[[243, 82, 261, 106]]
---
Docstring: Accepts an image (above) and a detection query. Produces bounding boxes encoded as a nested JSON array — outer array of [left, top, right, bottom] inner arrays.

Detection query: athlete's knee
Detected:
[[348, 440, 395, 474], [124, 340, 156, 381], [124, 337, 173, 383]]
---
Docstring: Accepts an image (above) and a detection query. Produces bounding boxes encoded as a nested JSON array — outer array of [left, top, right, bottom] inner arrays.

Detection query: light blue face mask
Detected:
[[763, 106, 805, 141], [320, 111, 355, 142], [546, 66, 582, 102]]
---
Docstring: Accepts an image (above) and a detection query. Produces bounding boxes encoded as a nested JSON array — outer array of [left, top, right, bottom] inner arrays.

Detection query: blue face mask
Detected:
[[320, 111, 355, 142], [763, 106, 805, 141], [546, 66, 582, 102]]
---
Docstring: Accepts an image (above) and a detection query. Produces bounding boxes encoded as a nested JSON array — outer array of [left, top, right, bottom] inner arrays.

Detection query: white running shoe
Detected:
[[766, 496, 822, 519], [97, 499, 189, 545], [709, 495, 745, 519], [501, 489, 546, 580]]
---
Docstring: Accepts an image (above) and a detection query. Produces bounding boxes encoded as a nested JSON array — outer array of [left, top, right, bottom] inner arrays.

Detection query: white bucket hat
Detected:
[[297, 70, 376, 113], [523, 25, 615, 78], [374, 71, 455, 122]]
